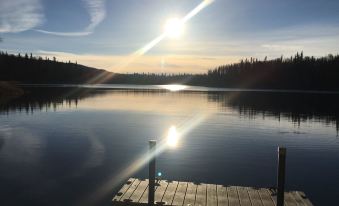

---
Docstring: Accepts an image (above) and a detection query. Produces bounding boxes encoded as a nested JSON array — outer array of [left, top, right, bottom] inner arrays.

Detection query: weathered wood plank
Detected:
[[138, 179, 163, 204], [290, 191, 307, 206], [195, 183, 207, 206], [267, 189, 277, 205], [112, 178, 136, 202], [258, 188, 275, 206], [247, 187, 263, 206], [129, 179, 148, 203], [296, 191, 313, 206], [227, 186, 240, 206], [183, 182, 197, 206], [162, 181, 179, 205], [155, 180, 169, 204], [139, 181, 150, 204], [237, 186, 251, 206], [206, 184, 217, 206], [217, 185, 228, 206], [172, 181, 188, 206], [120, 179, 141, 202], [112, 178, 313, 206], [284, 192, 298, 206]]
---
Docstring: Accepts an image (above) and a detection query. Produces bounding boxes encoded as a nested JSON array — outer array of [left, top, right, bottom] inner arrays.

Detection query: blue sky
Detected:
[[1, 0, 339, 73]]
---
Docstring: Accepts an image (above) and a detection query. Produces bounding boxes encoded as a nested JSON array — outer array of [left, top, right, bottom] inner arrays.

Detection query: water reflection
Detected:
[[167, 126, 178, 148], [1, 85, 339, 206], [159, 84, 188, 91], [1, 86, 339, 132], [207, 91, 339, 132]]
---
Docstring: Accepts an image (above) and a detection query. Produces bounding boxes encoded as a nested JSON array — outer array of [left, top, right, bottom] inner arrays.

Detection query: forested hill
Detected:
[[205, 52, 339, 90], [0, 51, 110, 83], [1, 51, 339, 91], [106, 52, 339, 91]]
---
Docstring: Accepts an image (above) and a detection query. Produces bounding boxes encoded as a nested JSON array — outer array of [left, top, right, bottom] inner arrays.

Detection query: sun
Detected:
[[164, 18, 184, 39]]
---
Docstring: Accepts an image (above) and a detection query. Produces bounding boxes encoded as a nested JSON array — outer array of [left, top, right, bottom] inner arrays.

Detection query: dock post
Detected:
[[277, 147, 286, 206], [148, 140, 156, 206]]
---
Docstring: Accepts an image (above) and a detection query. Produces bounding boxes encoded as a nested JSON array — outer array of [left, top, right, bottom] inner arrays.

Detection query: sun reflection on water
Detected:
[[167, 126, 179, 148], [160, 84, 188, 91]]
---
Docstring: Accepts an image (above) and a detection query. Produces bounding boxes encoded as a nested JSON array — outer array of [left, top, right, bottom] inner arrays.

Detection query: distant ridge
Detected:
[[1, 51, 339, 91], [0, 51, 111, 84]]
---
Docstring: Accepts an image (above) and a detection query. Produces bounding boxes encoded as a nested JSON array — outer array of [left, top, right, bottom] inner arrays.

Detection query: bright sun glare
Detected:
[[164, 18, 184, 39], [160, 84, 188, 91], [167, 126, 179, 147]]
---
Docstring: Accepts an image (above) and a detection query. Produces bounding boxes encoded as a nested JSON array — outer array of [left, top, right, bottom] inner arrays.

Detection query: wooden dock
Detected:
[[112, 178, 313, 206]]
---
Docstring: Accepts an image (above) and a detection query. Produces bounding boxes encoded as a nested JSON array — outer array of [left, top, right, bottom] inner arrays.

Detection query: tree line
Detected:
[[1, 51, 339, 90], [107, 52, 339, 91], [0, 51, 108, 83], [205, 52, 339, 90]]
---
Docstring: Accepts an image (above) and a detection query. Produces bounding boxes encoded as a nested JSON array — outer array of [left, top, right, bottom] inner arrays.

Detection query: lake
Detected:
[[0, 85, 338, 206]]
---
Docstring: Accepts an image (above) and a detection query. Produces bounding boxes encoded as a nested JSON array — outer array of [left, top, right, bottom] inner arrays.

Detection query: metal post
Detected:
[[148, 140, 156, 206], [277, 147, 286, 206]]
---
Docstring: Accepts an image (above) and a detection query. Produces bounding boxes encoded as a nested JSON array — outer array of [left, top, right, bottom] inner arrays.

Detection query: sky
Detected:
[[1, 0, 339, 74]]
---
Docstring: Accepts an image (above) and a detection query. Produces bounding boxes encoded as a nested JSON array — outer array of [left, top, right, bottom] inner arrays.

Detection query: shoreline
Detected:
[[19, 83, 339, 95], [0, 81, 24, 103]]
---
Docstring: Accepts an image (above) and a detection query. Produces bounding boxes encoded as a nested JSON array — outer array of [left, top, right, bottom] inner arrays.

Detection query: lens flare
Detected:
[[109, 0, 214, 72], [76, 1, 216, 204], [77, 113, 210, 206]]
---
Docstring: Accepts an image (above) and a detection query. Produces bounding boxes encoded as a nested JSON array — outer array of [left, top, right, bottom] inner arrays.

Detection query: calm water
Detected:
[[1, 85, 339, 206]]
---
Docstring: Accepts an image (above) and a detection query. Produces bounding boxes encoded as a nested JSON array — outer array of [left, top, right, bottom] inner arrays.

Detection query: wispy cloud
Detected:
[[0, 0, 44, 33], [34, 30, 92, 36], [84, 0, 106, 31], [36, 0, 106, 36]]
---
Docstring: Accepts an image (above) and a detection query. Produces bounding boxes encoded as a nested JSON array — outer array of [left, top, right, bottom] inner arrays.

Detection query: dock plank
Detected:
[[129, 179, 148, 203], [183, 182, 197, 206], [120, 179, 141, 202], [206, 184, 218, 206], [227, 186, 240, 206], [162, 181, 179, 205], [217, 185, 228, 206], [112, 178, 136, 202], [267, 189, 277, 205], [195, 183, 207, 206], [258, 189, 275, 206], [155, 180, 169, 204], [138, 182, 150, 204], [206, 184, 217, 206], [290, 191, 306, 206], [112, 178, 313, 206], [237, 186, 251, 206], [172, 181, 188, 206], [296, 191, 313, 206], [247, 187, 263, 206], [284, 192, 298, 206]]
